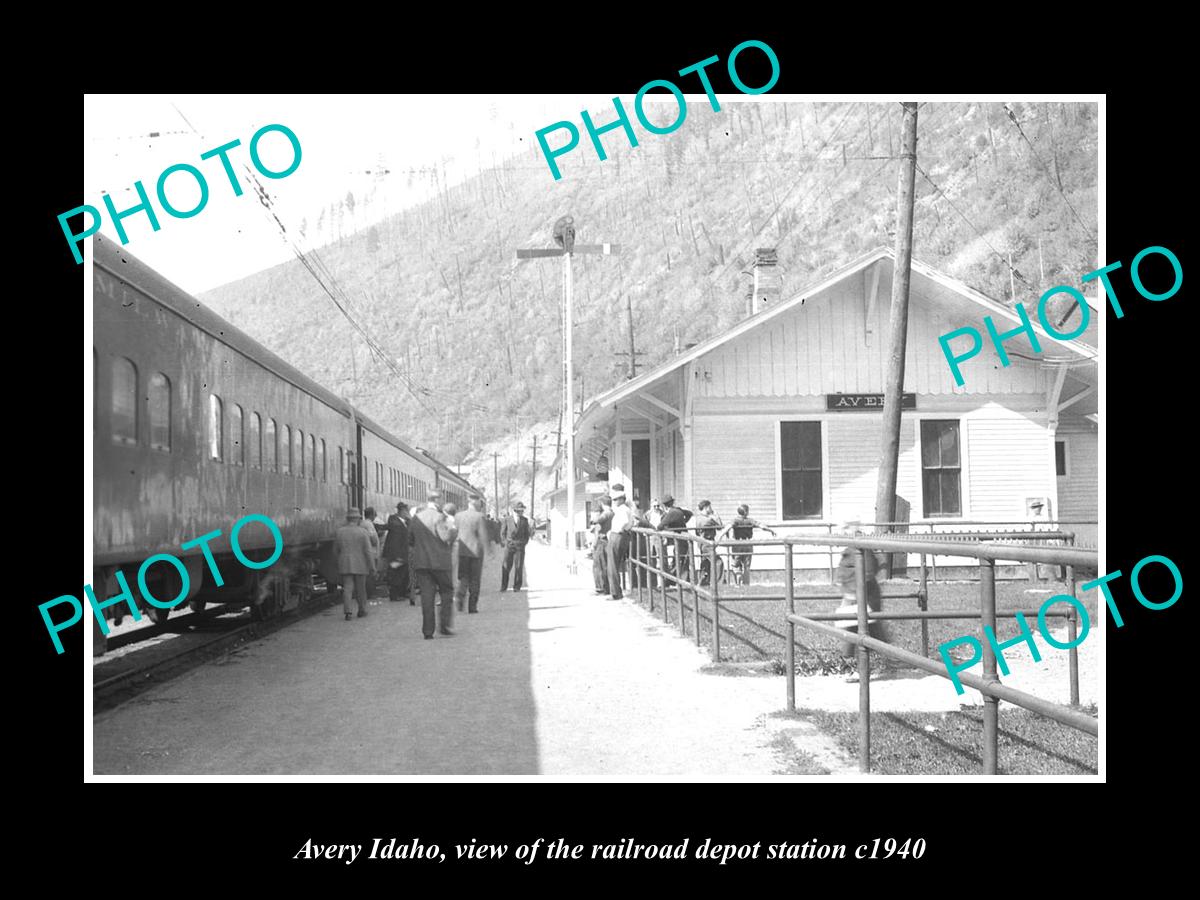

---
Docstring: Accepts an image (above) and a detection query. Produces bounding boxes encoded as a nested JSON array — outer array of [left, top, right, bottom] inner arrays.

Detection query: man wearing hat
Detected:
[[410, 491, 458, 638], [606, 485, 633, 600], [657, 494, 694, 577], [454, 497, 491, 613], [335, 507, 375, 621], [590, 494, 614, 595], [499, 501, 531, 591], [382, 501, 412, 604]]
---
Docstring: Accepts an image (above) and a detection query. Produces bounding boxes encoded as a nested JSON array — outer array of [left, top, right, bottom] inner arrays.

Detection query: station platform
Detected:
[[92, 543, 846, 777]]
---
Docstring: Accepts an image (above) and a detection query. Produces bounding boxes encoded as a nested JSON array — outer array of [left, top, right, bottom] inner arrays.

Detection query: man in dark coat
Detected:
[[410, 492, 458, 638], [657, 494, 694, 577], [382, 501, 412, 604], [335, 507, 375, 621], [499, 502, 531, 591]]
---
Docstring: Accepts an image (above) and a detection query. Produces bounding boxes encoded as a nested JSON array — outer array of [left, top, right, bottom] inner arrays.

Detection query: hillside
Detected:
[[200, 100, 1098, 485]]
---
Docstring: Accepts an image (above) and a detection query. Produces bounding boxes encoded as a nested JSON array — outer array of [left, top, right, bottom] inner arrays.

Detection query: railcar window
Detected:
[[147, 373, 171, 451], [319, 439, 327, 482], [231, 404, 244, 466], [309, 434, 317, 480], [112, 358, 138, 444], [266, 418, 277, 472], [249, 413, 261, 469], [282, 425, 291, 475], [209, 394, 224, 461], [296, 429, 305, 478]]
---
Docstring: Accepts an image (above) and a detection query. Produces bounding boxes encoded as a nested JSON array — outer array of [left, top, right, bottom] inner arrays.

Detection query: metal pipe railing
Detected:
[[624, 527, 1096, 774], [782, 539, 1098, 775]]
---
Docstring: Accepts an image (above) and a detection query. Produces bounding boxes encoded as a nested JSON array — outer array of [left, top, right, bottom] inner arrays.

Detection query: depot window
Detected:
[[921, 420, 962, 517], [780, 421, 823, 519]]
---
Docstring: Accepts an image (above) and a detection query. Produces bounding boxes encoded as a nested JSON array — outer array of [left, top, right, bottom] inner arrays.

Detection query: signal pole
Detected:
[[517, 221, 620, 574], [529, 435, 538, 522]]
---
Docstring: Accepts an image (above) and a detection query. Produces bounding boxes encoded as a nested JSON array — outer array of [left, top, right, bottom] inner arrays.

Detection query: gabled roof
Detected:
[[589, 246, 1097, 413]]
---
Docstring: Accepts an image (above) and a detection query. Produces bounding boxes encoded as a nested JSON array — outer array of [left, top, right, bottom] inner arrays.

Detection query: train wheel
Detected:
[[189, 598, 207, 614], [249, 576, 285, 622], [147, 605, 171, 626]]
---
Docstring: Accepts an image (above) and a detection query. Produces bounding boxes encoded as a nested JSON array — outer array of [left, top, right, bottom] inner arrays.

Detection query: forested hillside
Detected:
[[200, 100, 1097, 479]]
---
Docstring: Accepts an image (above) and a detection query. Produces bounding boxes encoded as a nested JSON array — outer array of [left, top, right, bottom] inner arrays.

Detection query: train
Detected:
[[92, 234, 478, 652]]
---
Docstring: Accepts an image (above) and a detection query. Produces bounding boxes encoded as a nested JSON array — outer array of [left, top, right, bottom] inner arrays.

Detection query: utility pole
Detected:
[[613, 292, 645, 378], [516, 220, 620, 572], [873, 101, 918, 573], [529, 435, 538, 521], [492, 452, 500, 516]]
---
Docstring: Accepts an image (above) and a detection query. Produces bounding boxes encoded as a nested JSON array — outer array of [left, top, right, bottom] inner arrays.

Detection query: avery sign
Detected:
[[825, 393, 916, 411]]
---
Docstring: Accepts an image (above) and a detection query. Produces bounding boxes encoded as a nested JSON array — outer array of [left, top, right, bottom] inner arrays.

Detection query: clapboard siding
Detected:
[[967, 413, 1049, 520], [692, 415, 776, 517], [827, 418, 919, 523], [699, 269, 1048, 399], [1057, 427, 1097, 547]]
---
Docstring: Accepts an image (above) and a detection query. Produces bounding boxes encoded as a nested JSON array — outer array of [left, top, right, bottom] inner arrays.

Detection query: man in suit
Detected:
[[607, 487, 634, 600], [382, 501, 412, 604], [410, 491, 458, 639], [335, 508, 375, 621], [499, 501, 531, 591], [590, 495, 614, 595], [361, 506, 383, 597], [454, 496, 490, 613]]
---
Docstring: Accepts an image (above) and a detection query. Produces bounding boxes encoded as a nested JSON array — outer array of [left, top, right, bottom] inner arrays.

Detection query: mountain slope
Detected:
[[199, 101, 1098, 467]]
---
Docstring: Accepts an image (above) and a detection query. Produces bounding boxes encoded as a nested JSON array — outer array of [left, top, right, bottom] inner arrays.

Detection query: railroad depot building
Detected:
[[546, 247, 1098, 566]]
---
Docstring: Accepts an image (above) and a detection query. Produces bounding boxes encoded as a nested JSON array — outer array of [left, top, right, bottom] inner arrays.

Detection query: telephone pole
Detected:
[[613, 292, 645, 378], [529, 435, 538, 521], [873, 102, 918, 564], [516, 221, 620, 574]]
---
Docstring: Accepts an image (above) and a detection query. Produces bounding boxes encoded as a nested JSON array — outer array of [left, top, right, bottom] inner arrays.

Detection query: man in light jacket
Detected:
[[607, 486, 634, 601], [410, 491, 458, 639], [454, 497, 491, 614], [335, 507, 375, 622]]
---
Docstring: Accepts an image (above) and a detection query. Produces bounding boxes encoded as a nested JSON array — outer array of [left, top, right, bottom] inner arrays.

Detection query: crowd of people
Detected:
[[333, 493, 534, 640], [586, 492, 885, 672], [332, 486, 884, 672], [586, 488, 783, 597]]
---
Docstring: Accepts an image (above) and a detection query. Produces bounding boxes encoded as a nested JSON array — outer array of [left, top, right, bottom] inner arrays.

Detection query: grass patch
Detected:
[[626, 577, 1096, 672], [798, 705, 1098, 775]]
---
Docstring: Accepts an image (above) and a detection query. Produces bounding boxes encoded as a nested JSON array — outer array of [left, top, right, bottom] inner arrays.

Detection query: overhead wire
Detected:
[[1002, 104, 1095, 240]]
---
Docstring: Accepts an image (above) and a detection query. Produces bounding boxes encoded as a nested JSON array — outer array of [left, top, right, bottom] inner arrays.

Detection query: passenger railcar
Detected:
[[92, 236, 479, 653]]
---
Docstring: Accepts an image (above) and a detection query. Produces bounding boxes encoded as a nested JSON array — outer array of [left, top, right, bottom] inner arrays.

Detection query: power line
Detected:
[[168, 102, 454, 420], [914, 161, 1036, 292], [1002, 103, 1095, 240]]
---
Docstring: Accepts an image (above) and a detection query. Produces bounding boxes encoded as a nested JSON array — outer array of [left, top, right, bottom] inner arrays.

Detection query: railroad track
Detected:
[[93, 589, 339, 711]]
